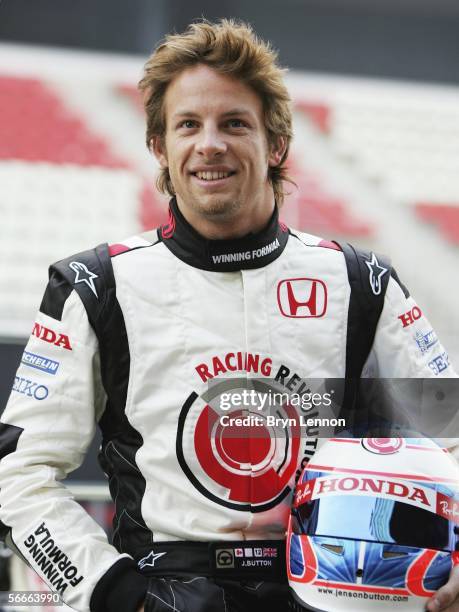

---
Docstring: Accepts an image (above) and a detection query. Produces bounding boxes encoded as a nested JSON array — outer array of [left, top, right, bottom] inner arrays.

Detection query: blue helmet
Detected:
[[288, 437, 459, 611]]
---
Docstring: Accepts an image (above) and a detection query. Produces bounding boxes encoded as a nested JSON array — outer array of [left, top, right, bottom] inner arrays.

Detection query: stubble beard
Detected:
[[189, 195, 243, 220]]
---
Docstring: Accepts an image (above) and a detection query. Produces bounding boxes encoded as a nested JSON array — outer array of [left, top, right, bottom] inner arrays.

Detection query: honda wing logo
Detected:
[[69, 261, 99, 298], [277, 278, 327, 318], [365, 252, 388, 296]]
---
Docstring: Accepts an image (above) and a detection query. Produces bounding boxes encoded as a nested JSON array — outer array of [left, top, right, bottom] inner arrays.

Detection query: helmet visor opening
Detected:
[[294, 473, 457, 552]]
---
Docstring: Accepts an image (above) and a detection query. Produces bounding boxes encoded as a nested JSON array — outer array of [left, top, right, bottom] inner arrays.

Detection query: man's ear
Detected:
[[151, 136, 168, 169], [268, 136, 287, 167]]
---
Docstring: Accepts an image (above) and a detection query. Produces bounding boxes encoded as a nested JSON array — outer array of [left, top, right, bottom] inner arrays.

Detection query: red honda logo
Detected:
[[277, 278, 327, 318]]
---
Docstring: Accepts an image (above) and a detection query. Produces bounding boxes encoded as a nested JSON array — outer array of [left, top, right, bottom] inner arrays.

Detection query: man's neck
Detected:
[[159, 197, 289, 272], [175, 198, 275, 240]]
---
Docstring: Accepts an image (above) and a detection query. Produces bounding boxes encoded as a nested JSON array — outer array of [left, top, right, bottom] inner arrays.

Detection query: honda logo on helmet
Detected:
[[362, 437, 404, 455], [277, 278, 327, 318]]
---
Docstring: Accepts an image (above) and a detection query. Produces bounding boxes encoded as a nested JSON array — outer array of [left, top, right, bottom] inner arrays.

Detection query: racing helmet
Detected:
[[287, 437, 459, 611]]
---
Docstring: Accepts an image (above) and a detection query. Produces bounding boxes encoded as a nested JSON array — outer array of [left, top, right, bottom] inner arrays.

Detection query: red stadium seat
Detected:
[[0, 76, 129, 167], [284, 162, 373, 237], [117, 84, 144, 114], [295, 100, 331, 134], [416, 203, 459, 244]]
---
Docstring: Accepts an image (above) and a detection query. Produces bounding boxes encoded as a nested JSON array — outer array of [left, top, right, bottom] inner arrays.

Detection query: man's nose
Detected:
[[195, 126, 227, 157]]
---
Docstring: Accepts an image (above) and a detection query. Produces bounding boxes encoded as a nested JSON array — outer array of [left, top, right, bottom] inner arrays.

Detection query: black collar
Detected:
[[159, 198, 289, 272]]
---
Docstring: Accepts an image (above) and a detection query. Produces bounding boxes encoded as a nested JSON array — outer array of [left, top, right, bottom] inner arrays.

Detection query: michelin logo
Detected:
[[414, 330, 438, 354], [21, 351, 59, 375]]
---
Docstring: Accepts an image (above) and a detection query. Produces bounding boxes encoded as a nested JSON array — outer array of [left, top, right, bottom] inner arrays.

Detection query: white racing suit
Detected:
[[0, 198, 455, 611]]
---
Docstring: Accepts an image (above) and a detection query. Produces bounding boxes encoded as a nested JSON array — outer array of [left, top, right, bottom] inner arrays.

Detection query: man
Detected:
[[0, 19, 457, 612]]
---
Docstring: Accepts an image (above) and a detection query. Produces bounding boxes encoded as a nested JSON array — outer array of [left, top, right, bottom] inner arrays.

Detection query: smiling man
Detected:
[[152, 63, 285, 240], [0, 19, 457, 612]]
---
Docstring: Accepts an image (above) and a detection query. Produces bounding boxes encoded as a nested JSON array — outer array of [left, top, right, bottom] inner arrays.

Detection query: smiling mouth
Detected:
[[192, 171, 236, 181]]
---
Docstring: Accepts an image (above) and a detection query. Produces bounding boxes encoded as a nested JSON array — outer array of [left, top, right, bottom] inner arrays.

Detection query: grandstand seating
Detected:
[[0, 75, 165, 336], [294, 99, 331, 134], [0, 76, 128, 167], [416, 203, 459, 244], [283, 160, 372, 237], [1, 60, 458, 349], [117, 83, 145, 114], [295, 87, 459, 244]]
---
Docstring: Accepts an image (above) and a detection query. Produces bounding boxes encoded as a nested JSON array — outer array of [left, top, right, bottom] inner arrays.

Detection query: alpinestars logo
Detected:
[[138, 551, 167, 570], [365, 253, 388, 296], [69, 261, 99, 297]]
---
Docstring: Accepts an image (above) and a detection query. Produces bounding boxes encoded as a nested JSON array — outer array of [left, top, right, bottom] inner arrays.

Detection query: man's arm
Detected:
[[364, 271, 459, 611], [0, 280, 148, 612], [364, 271, 456, 379]]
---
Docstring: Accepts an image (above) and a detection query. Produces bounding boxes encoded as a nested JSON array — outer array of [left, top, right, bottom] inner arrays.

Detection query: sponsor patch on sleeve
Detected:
[[12, 377, 49, 401], [32, 323, 72, 351], [414, 330, 438, 354], [21, 351, 59, 375], [428, 352, 450, 375], [398, 306, 422, 328]]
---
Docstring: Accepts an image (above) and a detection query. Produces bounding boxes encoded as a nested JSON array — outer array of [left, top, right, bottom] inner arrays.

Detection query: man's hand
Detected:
[[427, 565, 459, 611], [137, 607, 144, 612]]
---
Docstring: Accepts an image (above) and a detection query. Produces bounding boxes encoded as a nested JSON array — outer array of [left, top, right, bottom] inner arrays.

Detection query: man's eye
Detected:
[[179, 120, 196, 129], [227, 119, 245, 128]]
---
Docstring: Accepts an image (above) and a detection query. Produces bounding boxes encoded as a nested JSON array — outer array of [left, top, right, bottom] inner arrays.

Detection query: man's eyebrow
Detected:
[[221, 109, 254, 117], [172, 109, 254, 119], [172, 111, 199, 119]]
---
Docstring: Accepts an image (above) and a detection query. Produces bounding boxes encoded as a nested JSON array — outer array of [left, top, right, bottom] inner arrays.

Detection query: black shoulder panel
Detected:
[[338, 242, 391, 380], [334, 242, 392, 423], [50, 244, 114, 332], [51, 244, 150, 555], [50, 244, 130, 427], [41, 245, 115, 323], [39, 273, 73, 321]]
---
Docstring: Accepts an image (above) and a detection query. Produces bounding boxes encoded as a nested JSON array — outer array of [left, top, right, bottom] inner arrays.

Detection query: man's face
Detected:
[[153, 64, 284, 237]]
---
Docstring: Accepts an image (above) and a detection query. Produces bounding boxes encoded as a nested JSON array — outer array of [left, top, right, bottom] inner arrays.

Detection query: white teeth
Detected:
[[195, 171, 231, 181]]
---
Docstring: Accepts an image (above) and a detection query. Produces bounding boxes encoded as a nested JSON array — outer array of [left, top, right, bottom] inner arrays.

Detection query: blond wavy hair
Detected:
[[138, 19, 293, 204]]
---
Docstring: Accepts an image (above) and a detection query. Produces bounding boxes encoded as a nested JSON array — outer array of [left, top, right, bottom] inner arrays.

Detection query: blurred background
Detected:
[[1, 0, 459, 604]]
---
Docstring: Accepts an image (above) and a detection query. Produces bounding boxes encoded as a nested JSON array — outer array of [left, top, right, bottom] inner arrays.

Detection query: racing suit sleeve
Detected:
[[362, 273, 459, 453], [365, 273, 456, 378], [0, 283, 148, 612]]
